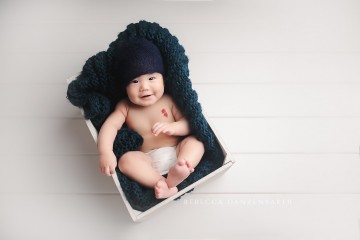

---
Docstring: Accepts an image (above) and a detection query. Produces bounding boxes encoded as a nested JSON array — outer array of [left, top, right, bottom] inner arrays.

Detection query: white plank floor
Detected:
[[1, 0, 360, 239]]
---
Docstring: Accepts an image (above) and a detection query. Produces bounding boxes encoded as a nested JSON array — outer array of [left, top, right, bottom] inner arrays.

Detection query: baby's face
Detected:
[[126, 72, 164, 107]]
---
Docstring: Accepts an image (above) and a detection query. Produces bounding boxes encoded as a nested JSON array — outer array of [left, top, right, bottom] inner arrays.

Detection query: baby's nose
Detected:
[[140, 81, 149, 91], [140, 82, 149, 91]]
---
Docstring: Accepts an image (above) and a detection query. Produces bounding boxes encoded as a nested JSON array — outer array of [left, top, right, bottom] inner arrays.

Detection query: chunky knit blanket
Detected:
[[67, 20, 224, 211]]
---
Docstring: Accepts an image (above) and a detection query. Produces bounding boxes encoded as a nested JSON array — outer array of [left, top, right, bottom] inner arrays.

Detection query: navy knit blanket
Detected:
[[67, 20, 224, 211]]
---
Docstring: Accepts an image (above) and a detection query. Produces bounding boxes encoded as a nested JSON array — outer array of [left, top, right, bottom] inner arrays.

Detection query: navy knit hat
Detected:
[[111, 38, 164, 85]]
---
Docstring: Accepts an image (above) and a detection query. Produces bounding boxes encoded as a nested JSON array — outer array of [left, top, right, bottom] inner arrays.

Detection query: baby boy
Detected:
[[97, 38, 205, 199]]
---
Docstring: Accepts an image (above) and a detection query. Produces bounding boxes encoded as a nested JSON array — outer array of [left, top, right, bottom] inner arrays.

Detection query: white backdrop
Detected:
[[1, 0, 360, 239]]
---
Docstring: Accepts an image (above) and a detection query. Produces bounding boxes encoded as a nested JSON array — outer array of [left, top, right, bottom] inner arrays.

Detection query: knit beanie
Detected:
[[111, 38, 165, 86]]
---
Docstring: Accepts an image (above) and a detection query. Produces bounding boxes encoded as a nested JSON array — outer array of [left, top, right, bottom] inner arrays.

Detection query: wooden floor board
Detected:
[[1, 193, 360, 240], [1, 154, 359, 194], [2, 83, 360, 118]]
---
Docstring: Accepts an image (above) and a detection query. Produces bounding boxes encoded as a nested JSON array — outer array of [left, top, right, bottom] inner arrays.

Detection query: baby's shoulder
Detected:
[[116, 98, 129, 108], [114, 99, 130, 115]]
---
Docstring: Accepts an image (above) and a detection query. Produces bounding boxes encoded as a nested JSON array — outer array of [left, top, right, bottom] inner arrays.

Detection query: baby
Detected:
[[97, 38, 205, 199]]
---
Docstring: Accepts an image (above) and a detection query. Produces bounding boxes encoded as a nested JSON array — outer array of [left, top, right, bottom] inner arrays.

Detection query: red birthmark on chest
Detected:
[[161, 108, 168, 117]]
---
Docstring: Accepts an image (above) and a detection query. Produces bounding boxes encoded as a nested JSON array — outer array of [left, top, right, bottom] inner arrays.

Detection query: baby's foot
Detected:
[[155, 180, 178, 199], [166, 160, 194, 188]]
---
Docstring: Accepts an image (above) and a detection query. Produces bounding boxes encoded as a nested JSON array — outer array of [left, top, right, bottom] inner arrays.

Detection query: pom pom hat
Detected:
[[112, 38, 165, 85]]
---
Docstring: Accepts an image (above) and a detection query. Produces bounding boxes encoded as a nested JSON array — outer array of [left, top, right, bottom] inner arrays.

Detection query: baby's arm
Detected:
[[152, 97, 190, 137], [97, 101, 127, 176]]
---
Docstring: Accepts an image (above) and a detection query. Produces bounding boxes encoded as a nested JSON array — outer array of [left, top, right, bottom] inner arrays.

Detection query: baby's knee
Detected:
[[118, 151, 135, 173], [118, 151, 149, 174], [187, 136, 205, 149]]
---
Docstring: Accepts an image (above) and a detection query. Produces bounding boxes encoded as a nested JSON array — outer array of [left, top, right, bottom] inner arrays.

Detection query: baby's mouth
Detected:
[[141, 94, 152, 98]]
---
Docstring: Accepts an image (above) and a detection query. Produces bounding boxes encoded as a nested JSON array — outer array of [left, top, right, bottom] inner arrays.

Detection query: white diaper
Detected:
[[145, 146, 177, 175]]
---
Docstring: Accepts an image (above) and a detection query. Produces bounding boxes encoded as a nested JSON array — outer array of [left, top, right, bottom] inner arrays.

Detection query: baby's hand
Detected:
[[99, 152, 117, 176], [152, 122, 175, 136]]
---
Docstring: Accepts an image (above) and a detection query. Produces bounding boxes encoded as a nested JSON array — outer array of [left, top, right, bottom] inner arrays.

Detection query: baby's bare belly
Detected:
[[140, 133, 179, 152]]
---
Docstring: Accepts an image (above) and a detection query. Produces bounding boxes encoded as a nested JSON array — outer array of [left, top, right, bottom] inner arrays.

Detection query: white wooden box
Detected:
[[67, 76, 234, 222]]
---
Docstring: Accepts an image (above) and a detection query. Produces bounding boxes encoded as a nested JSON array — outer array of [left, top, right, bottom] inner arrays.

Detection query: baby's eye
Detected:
[[149, 76, 156, 80], [130, 79, 139, 84]]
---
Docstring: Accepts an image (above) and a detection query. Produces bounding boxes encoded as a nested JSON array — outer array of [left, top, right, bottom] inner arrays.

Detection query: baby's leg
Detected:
[[155, 165, 189, 198], [155, 136, 204, 198], [166, 136, 205, 188], [154, 181, 178, 199], [118, 151, 164, 188]]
